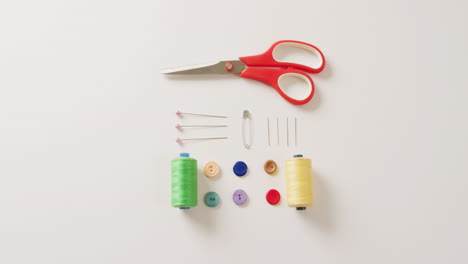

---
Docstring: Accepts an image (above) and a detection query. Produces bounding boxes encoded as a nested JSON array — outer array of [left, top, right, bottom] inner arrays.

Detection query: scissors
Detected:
[[162, 40, 326, 105]]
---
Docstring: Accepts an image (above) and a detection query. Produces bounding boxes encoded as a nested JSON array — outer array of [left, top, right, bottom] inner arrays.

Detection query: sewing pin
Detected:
[[176, 137, 228, 143], [176, 111, 227, 118], [176, 124, 227, 129]]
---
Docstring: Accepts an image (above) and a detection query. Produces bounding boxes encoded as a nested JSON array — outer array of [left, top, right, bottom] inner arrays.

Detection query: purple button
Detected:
[[233, 189, 248, 206]]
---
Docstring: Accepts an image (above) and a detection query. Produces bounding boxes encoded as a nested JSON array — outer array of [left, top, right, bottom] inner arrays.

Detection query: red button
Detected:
[[266, 189, 281, 205]]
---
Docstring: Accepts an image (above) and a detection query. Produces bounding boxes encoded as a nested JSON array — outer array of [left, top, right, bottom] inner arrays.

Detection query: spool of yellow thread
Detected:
[[285, 154, 313, 210]]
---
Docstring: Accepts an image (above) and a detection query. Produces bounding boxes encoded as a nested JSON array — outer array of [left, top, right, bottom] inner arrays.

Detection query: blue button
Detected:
[[180, 153, 190, 157], [233, 161, 248, 176], [204, 192, 220, 207]]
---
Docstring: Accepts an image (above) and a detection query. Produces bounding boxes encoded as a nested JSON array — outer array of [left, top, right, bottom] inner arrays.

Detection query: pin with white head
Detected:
[[176, 137, 228, 143], [176, 111, 227, 118]]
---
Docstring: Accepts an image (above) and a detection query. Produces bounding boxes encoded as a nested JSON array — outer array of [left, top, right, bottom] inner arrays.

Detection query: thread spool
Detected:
[[285, 154, 313, 210], [171, 153, 198, 209]]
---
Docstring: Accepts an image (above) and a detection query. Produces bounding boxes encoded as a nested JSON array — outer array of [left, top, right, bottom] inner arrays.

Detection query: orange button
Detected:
[[264, 160, 278, 175], [204, 161, 220, 178]]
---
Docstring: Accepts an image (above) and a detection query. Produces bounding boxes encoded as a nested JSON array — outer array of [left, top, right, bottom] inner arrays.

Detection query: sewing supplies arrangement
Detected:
[[175, 110, 298, 147], [165, 40, 325, 211], [171, 153, 313, 210]]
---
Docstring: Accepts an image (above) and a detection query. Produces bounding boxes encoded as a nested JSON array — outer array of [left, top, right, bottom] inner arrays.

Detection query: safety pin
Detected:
[[242, 110, 252, 149]]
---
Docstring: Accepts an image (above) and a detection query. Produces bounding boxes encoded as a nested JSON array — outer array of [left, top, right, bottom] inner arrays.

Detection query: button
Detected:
[[204, 161, 220, 178], [266, 189, 281, 205], [232, 189, 248, 206], [264, 160, 278, 175], [204, 192, 220, 207], [233, 161, 248, 176]]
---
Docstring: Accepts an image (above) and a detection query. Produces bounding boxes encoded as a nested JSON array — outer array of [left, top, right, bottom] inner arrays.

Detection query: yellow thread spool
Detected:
[[285, 154, 313, 210]]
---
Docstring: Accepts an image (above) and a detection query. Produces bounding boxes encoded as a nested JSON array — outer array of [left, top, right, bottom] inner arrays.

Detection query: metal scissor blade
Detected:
[[161, 60, 246, 74]]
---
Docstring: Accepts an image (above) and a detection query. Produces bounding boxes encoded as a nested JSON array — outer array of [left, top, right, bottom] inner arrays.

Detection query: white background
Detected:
[[1, 0, 467, 263]]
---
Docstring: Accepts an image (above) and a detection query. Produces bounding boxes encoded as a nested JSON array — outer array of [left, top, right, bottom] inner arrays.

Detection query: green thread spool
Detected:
[[171, 153, 198, 209]]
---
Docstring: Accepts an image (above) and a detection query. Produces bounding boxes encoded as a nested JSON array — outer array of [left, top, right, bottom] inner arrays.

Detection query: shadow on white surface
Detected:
[[300, 60, 334, 112], [178, 168, 218, 232], [315, 60, 334, 81], [301, 90, 321, 112], [297, 170, 335, 233], [180, 208, 217, 233]]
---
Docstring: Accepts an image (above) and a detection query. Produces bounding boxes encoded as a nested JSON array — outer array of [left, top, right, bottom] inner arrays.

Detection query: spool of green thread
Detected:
[[171, 153, 198, 209]]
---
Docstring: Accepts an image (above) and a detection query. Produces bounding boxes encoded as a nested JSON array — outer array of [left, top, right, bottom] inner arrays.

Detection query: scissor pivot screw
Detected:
[[225, 62, 234, 72]]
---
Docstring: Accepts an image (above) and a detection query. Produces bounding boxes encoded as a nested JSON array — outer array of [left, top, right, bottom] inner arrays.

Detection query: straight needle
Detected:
[[277, 117, 279, 145], [267, 118, 271, 146], [295, 118, 297, 146]]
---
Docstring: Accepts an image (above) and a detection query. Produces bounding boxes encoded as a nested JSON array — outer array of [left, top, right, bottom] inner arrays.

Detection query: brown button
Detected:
[[264, 160, 278, 175], [204, 161, 220, 178]]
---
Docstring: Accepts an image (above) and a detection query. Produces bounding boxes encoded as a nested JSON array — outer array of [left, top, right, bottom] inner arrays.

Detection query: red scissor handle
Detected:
[[240, 67, 315, 105], [239, 40, 325, 73]]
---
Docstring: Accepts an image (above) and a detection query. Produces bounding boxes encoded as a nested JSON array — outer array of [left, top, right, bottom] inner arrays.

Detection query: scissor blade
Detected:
[[161, 60, 246, 74]]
